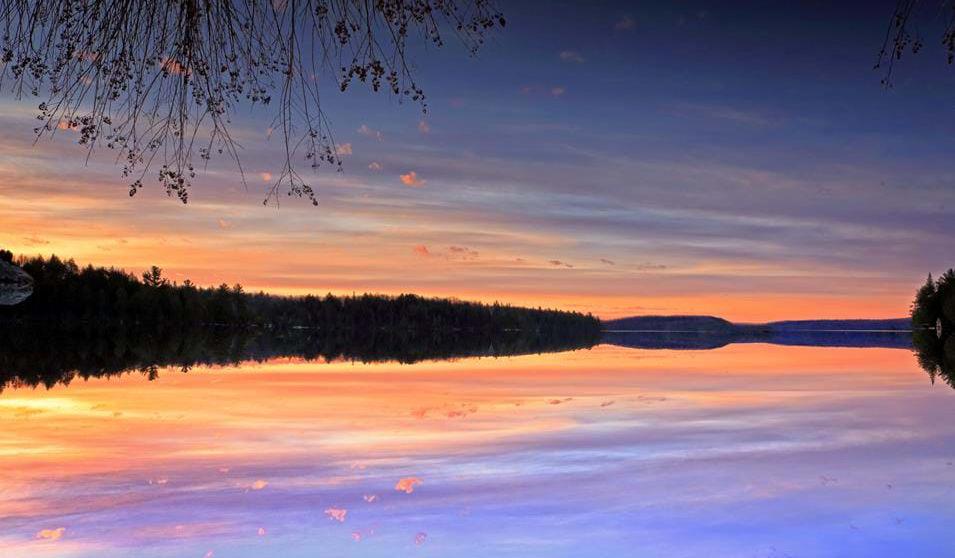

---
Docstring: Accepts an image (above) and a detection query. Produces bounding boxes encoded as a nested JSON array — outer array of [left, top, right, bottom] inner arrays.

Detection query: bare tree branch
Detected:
[[0, 0, 504, 205]]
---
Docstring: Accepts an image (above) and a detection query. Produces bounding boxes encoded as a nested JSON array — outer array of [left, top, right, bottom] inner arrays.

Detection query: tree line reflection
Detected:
[[0, 325, 601, 392]]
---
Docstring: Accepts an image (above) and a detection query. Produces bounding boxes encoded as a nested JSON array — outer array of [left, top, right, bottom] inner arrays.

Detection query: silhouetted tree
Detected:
[[877, 1, 955, 84], [0, 0, 504, 205]]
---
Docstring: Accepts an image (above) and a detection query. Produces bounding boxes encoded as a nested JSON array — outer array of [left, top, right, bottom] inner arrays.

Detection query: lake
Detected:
[[1, 337, 954, 557]]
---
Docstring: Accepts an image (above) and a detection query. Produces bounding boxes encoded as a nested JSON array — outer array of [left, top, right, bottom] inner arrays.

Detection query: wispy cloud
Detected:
[[417, 120, 430, 134], [559, 50, 585, 63], [551, 87, 566, 97], [357, 124, 383, 141]]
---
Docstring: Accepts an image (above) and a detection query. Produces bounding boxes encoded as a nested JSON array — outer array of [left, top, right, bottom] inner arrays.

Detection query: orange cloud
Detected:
[[259, 172, 273, 182], [250, 479, 268, 490], [400, 171, 425, 187], [324, 507, 347, 522], [395, 477, 422, 494], [335, 143, 353, 156], [417, 120, 430, 134], [36, 528, 65, 541], [412, 245, 430, 257]]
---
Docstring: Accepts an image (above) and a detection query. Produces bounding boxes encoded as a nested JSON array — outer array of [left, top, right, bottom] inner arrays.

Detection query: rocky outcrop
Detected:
[[0, 260, 33, 306]]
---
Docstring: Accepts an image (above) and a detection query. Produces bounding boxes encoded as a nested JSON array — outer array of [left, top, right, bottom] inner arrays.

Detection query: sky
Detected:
[[1, 0, 953, 321], [2, 344, 955, 557]]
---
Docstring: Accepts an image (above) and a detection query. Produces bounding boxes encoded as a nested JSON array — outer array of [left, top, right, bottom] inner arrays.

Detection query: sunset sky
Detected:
[[1, 0, 953, 321]]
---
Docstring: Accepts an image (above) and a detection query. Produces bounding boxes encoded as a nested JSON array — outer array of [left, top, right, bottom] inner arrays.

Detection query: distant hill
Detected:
[[602, 315, 739, 332]]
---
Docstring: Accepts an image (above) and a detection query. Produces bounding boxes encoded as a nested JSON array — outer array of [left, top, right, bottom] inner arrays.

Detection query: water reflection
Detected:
[[1, 343, 953, 557], [913, 329, 955, 388], [0, 325, 601, 391]]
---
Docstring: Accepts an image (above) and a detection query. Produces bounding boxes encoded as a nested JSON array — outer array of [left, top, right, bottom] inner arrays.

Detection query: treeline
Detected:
[[0, 254, 601, 336], [911, 269, 955, 388], [0, 324, 601, 392]]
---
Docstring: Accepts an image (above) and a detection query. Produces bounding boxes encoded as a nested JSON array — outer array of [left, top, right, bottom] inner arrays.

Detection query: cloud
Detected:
[[548, 259, 573, 268], [335, 143, 353, 156], [257, 528, 267, 536], [417, 120, 430, 134], [395, 477, 422, 494], [559, 50, 585, 63], [615, 15, 636, 30], [412, 245, 430, 257], [259, 172, 272, 182], [250, 479, 268, 490], [217, 219, 233, 230], [35, 528, 65, 541], [550, 87, 566, 97], [400, 171, 426, 187], [448, 245, 479, 260], [324, 508, 347, 522], [363, 494, 378, 503], [415, 532, 428, 545], [635, 262, 667, 271], [368, 162, 382, 172], [357, 124, 383, 141], [600, 258, 615, 265], [23, 235, 50, 246]]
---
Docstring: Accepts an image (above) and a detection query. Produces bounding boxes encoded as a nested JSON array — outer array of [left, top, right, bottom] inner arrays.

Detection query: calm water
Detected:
[[2, 341, 954, 557]]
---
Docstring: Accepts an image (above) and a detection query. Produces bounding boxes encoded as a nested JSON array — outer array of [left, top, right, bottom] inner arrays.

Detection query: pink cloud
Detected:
[[400, 171, 425, 187], [257, 527, 267, 536], [324, 507, 347, 522], [335, 143, 353, 156], [368, 161, 382, 172], [415, 532, 428, 545], [250, 479, 268, 490], [363, 494, 378, 503], [412, 245, 430, 257], [357, 124, 383, 141], [395, 477, 422, 494]]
